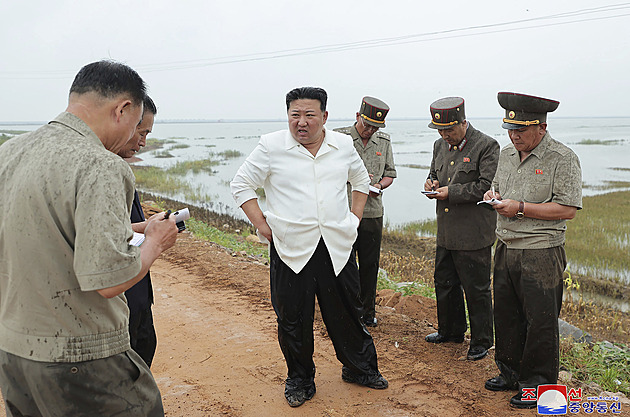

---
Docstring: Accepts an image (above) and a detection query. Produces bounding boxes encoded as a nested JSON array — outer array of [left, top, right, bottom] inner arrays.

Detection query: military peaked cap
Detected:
[[428, 97, 466, 130], [498, 92, 559, 130], [360, 96, 389, 128]]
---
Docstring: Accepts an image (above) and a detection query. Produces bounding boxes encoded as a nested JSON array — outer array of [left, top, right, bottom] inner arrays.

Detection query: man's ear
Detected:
[[114, 99, 133, 122], [539, 123, 548, 135], [323, 110, 329, 124]]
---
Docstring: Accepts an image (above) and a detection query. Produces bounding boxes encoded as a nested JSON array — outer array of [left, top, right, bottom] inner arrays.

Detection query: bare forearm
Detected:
[[96, 239, 161, 298], [351, 190, 368, 220], [523, 202, 577, 220]]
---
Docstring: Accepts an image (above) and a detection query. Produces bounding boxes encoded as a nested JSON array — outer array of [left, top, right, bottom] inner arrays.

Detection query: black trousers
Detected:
[[129, 307, 157, 367], [353, 217, 383, 320], [270, 238, 380, 386], [493, 241, 565, 390], [434, 245, 494, 349]]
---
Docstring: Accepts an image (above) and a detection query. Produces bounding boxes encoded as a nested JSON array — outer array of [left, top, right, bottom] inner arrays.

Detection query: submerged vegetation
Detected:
[[566, 190, 630, 283], [575, 139, 626, 145]]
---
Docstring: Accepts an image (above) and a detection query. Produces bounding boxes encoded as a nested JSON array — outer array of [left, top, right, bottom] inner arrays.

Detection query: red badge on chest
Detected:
[[463, 157, 470, 162], [376, 151, 382, 156], [536, 169, 543, 174]]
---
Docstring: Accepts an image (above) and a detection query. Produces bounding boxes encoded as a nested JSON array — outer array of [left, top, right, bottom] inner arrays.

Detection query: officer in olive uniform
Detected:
[[334, 97, 397, 327], [423, 97, 499, 361], [483, 92, 582, 409]]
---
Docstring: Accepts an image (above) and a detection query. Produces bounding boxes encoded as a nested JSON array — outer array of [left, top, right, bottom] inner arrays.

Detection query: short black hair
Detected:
[[69, 60, 146, 106], [285, 87, 327, 112], [144, 95, 157, 116]]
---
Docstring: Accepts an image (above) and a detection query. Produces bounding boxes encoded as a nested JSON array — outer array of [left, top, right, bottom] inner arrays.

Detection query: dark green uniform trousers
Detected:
[[434, 245, 494, 348], [353, 217, 383, 322], [493, 241, 566, 391]]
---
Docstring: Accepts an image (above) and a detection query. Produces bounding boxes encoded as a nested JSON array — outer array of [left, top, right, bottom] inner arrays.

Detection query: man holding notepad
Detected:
[[423, 97, 499, 361]]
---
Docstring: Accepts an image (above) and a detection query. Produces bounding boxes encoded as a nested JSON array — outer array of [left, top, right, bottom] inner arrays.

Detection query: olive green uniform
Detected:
[[334, 124, 397, 322], [492, 131, 582, 390], [428, 124, 499, 348]]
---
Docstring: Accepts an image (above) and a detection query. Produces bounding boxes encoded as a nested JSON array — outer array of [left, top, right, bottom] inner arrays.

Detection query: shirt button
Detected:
[[518, 169, 522, 173], [444, 208, 449, 213], [71, 367, 79, 374], [507, 241, 512, 245], [450, 161, 454, 166], [502, 229, 507, 233], [453, 146, 458, 150], [447, 177, 451, 182]]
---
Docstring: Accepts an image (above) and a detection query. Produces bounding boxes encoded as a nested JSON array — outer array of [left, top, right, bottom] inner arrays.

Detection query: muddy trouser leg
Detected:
[[493, 241, 526, 387], [452, 246, 494, 349], [314, 240, 380, 377], [354, 217, 383, 321], [0, 349, 164, 417], [516, 246, 566, 390], [434, 246, 467, 338], [269, 242, 317, 390]]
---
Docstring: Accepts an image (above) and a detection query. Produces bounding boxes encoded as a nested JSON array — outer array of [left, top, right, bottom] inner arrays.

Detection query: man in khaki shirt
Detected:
[[483, 92, 582, 410], [0, 61, 178, 416], [334, 96, 397, 327]]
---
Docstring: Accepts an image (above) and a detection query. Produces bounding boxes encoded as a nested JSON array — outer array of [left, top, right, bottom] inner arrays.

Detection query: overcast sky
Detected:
[[2, 1, 630, 122]]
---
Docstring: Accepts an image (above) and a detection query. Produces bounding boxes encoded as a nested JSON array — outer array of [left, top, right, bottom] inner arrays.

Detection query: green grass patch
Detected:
[[166, 159, 220, 175], [575, 139, 626, 145], [132, 166, 189, 194], [131, 166, 214, 203], [185, 218, 269, 260], [154, 150, 175, 158], [582, 181, 630, 191], [0, 134, 11, 147], [0, 129, 27, 135], [169, 143, 190, 150], [390, 218, 438, 237], [560, 338, 630, 395], [610, 167, 630, 172], [212, 149, 243, 159], [566, 190, 630, 283], [377, 269, 436, 299]]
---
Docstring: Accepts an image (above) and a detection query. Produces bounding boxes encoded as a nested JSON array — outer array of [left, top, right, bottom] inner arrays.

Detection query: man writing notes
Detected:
[[231, 87, 388, 408], [483, 92, 582, 409], [423, 97, 499, 362]]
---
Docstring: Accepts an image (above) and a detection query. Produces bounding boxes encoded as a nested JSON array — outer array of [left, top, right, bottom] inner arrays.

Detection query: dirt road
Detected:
[[1, 232, 537, 416]]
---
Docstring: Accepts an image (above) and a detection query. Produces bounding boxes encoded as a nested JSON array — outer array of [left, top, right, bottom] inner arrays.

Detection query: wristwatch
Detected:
[[515, 201, 525, 219]]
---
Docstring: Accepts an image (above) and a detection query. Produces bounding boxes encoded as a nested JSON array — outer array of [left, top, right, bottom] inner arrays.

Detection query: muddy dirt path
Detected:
[[1, 233, 536, 416]]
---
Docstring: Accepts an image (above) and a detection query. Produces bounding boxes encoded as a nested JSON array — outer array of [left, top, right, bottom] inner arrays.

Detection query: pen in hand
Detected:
[[164, 209, 171, 219], [491, 186, 495, 199]]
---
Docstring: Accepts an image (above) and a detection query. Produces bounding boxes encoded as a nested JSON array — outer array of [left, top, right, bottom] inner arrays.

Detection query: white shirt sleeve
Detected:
[[231, 138, 270, 207]]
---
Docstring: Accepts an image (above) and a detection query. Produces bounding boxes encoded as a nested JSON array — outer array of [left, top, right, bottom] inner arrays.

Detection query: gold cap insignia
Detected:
[[509, 111, 516, 119], [376, 111, 382, 118], [435, 113, 441, 120]]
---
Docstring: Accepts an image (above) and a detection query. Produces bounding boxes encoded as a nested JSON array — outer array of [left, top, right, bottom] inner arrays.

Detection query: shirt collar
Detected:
[[284, 127, 338, 151], [448, 124, 469, 152], [49, 112, 105, 149]]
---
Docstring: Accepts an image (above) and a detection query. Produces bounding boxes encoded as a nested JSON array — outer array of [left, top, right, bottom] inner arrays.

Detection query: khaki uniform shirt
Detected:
[[492, 132, 582, 249], [0, 112, 142, 362], [429, 124, 500, 250], [334, 125, 397, 218]]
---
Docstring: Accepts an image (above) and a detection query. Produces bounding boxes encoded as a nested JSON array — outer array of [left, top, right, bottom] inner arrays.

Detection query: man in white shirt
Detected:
[[231, 87, 388, 408]]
